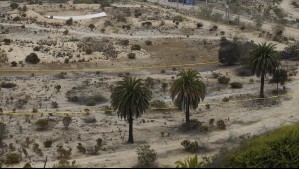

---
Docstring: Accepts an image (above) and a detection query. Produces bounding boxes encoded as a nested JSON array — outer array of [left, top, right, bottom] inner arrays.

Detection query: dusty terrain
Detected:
[[0, 0, 298, 168]]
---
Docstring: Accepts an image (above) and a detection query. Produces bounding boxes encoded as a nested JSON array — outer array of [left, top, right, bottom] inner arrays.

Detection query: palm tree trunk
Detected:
[[260, 71, 265, 98], [128, 112, 134, 144], [185, 99, 190, 124]]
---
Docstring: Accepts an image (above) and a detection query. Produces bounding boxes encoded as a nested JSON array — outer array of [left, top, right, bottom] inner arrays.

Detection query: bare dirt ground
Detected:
[[0, 0, 298, 168]]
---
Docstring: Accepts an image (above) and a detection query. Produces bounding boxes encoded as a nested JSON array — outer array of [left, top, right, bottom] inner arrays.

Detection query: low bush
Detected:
[[13, 16, 21, 21], [236, 67, 254, 77], [216, 120, 226, 130], [127, 53, 136, 59], [181, 119, 202, 131], [131, 44, 141, 50], [218, 76, 230, 85], [150, 100, 168, 109], [77, 143, 86, 154], [181, 140, 199, 152], [63, 116, 72, 129], [136, 145, 157, 167], [5, 153, 21, 164], [145, 40, 152, 45], [85, 48, 93, 55], [1, 82, 16, 88], [25, 53, 40, 64], [173, 15, 184, 22], [0, 122, 6, 135], [197, 22, 203, 28], [53, 159, 78, 168], [57, 146, 72, 159], [85, 99, 96, 106], [35, 119, 49, 130], [119, 39, 129, 46], [44, 140, 53, 148], [222, 97, 230, 102], [230, 82, 243, 89]]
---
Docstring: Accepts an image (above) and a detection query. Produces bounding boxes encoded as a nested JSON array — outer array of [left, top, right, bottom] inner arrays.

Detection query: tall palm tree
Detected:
[[111, 77, 152, 144], [170, 70, 206, 125], [250, 43, 280, 98]]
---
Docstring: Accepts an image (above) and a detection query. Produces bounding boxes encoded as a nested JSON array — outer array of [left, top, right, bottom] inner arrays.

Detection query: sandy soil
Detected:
[[0, 0, 298, 168]]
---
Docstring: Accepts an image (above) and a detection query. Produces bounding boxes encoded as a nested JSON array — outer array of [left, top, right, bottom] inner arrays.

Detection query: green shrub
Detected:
[[0, 122, 6, 135], [65, 18, 73, 26], [88, 24, 95, 31], [236, 67, 254, 77], [120, 39, 129, 46], [127, 53, 136, 59], [57, 146, 72, 159], [136, 145, 157, 167], [11, 61, 17, 67], [222, 97, 230, 102], [208, 124, 299, 168], [33, 46, 40, 51], [77, 143, 86, 154], [134, 12, 142, 18], [85, 99, 96, 106], [53, 159, 78, 168], [5, 153, 21, 164], [10, 3, 19, 10], [35, 119, 49, 130], [181, 119, 202, 131], [64, 58, 70, 64], [218, 76, 230, 85], [176, 155, 203, 168], [150, 100, 168, 109], [131, 44, 141, 50], [116, 15, 126, 23], [218, 40, 241, 65], [13, 16, 21, 21], [230, 82, 243, 89], [3, 39, 11, 45], [1, 82, 17, 88], [85, 48, 93, 54], [216, 120, 226, 130], [25, 53, 40, 64], [292, 2, 299, 8], [43, 140, 53, 148], [99, 0, 110, 7], [73, 0, 94, 4], [173, 15, 183, 22], [145, 40, 152, 45], [23, 162, 32, 168], [63, 116, 72, 129], [181, 140, 199, 152], [197, 22, 203, 28]]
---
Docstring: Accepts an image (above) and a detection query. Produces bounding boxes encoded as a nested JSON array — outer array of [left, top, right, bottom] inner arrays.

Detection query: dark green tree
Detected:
[[170, 70, 206, 125], [250, 43, 280, 98], [111, 77, 152, 143], [270, 68, 288, 92]]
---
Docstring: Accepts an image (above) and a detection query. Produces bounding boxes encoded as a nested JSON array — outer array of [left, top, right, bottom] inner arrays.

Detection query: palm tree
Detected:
[[170, 70, 206, 125], [111, 77, 152, 144], [250, 43, 280, 98]]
